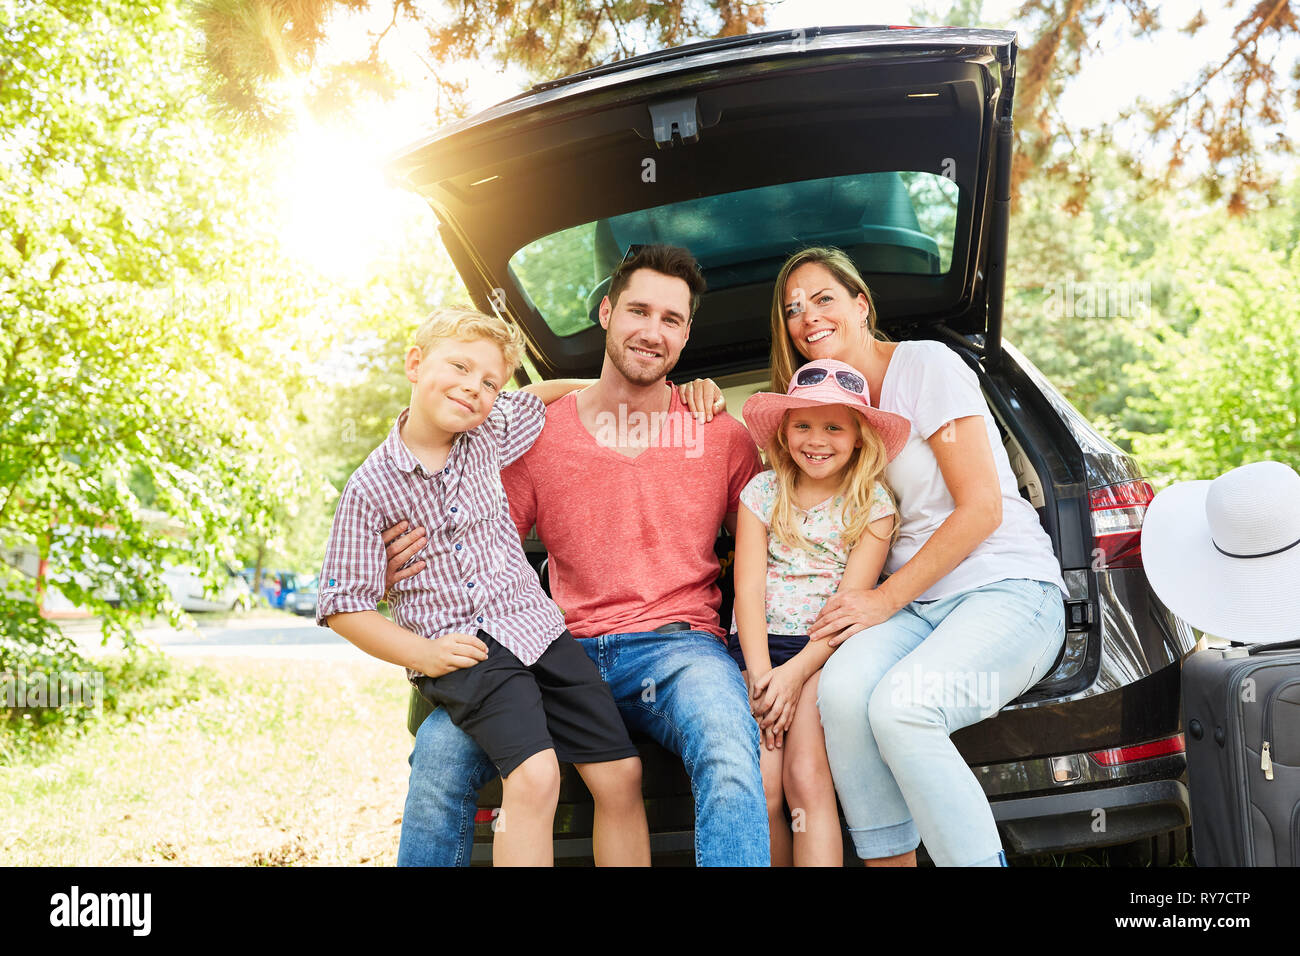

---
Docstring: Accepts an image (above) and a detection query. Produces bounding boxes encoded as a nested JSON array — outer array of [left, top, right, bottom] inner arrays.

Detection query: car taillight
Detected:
[[1090, 733, 1185, 767], [475, 808, 499, 824], [1088, 480, 1155, 570]]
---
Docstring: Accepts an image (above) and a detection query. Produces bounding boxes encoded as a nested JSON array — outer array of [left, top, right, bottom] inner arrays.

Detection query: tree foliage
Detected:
[[301, 230, 469, 491], [0, 0, 339, 656], [1005, 134, 1300, 484], [1005, 141, 1173, 441], [193, 0, 767, 134], [196, 0, 1300, 213], [1122, 179, 1300, 482], [1011, 0, 1299, 213]]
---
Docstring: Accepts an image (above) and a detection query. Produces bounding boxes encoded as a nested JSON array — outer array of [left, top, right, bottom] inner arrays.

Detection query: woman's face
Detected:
[[782, 262, 870, 363]]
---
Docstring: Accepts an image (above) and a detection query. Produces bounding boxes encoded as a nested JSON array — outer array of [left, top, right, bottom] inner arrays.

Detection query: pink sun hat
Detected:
[[743, 359, 912, 460]]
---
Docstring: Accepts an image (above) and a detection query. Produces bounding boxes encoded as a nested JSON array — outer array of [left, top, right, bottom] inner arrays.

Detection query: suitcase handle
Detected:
[[1248, 638, 1300, 655]]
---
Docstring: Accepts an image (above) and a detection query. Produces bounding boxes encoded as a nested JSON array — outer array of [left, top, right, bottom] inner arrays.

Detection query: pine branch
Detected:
[[1148, 0, 1290, 127]]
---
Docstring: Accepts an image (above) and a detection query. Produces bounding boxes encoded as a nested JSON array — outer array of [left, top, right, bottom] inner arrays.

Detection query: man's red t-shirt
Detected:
[[501, 385, 762, 639]]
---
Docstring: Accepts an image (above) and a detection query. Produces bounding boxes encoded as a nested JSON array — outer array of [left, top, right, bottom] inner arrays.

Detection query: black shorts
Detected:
[[413, 630, 637, 779], [725, 633, 810, 671]]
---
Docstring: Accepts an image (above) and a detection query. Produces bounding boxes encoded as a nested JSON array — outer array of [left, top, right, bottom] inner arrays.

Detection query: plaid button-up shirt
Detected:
[[317, 391, 565, 677]]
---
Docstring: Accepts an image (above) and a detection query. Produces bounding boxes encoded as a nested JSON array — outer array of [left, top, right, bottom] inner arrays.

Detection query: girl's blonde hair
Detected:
[[768, 246, 888, 393], [766, 407, 899, 553]]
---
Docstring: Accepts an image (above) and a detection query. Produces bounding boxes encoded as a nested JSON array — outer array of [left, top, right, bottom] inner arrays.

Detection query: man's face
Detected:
[[599, 268, 692, 386], [405, 336, 510, 434]]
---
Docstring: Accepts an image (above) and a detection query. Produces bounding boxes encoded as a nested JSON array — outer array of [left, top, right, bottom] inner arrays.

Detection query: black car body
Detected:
[[388, 25, 1194, 864]]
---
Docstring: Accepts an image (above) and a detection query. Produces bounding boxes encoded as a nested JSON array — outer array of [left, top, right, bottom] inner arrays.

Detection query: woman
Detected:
[[768, 246, 1067, 867]]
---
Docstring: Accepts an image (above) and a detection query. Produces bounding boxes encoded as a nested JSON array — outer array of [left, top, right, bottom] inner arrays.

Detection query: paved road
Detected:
[[62, 613, 372, 661]]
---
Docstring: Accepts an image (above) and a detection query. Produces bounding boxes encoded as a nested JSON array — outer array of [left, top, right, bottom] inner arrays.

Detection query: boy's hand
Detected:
[[382, 520, 427, 595], [419, 632, 489, 678]]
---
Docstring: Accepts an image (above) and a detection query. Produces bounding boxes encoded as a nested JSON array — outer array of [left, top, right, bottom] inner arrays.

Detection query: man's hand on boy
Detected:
[[420, 632, 489, 678], [382, 520, 427, 598]]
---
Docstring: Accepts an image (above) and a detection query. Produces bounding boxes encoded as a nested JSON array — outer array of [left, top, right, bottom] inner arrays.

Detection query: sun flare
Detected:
[[276, 118, 425, 277]]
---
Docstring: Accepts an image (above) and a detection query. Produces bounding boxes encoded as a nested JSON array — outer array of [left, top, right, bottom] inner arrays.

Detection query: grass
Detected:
[[0, 654, 412, 866]]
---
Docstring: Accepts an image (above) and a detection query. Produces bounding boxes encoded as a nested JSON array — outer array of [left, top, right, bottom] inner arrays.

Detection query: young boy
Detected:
[[317, 306, 649, 866]]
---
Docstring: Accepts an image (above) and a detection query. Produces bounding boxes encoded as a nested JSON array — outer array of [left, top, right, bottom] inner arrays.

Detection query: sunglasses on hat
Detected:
[[794, 365, 866, 395]]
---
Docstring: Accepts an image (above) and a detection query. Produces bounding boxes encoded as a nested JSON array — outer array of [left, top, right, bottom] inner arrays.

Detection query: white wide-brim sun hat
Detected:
[[1142, 460, 1300, 644]]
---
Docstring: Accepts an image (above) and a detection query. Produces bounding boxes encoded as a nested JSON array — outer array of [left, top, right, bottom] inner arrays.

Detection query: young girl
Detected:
[[733, 358, 911, 866]]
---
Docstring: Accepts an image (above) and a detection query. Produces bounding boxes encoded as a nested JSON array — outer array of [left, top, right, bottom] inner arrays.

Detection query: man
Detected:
[[388, 244, 769, 866]]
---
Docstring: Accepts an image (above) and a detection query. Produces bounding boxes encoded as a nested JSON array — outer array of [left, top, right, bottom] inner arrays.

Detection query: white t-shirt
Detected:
[[880, 340, 1067, 601]]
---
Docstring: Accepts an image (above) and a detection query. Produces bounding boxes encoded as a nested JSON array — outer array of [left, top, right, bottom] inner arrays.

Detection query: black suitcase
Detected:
[[1182, 639, 1300, 866]]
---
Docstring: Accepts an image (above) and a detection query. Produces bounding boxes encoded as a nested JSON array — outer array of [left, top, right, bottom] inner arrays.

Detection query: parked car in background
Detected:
[[241, 569, 304, 609], [162, 565, 253, 613], [283, 577, 319, 617], [387, 25, 1196, 865]]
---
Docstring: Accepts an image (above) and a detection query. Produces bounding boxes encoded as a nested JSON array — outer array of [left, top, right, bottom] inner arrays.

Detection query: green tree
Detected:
[[1004, 142, 1181, 441], [0, 0, 339, 657], [1122, 180, 1300, 483]]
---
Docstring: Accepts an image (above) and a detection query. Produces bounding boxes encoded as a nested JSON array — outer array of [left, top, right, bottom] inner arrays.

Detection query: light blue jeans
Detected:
[[817, 578, 1065, 867], [397, 628, 769, 866]]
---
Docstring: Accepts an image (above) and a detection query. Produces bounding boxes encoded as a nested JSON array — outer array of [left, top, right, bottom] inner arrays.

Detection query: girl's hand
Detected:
[[750, 663, 805, 748], [744, 669, 783, 751], [679, 378, 725, 422], [809, 587, 899, 647], [383, 521, 427, 596]]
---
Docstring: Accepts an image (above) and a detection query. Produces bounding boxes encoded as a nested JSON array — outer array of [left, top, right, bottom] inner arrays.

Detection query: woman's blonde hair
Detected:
[[768, 247, 888, 393], [766, 407, 899, 553], [414, 305, 526, 376]]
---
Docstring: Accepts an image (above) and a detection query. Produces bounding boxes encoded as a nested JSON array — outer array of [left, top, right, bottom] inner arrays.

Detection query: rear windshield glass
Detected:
[[508, 171, 958, 338]]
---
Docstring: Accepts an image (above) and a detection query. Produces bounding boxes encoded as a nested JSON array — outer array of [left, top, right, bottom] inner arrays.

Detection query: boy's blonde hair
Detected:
[[767, 409, 899, 553], [413, 305, 526, 376]]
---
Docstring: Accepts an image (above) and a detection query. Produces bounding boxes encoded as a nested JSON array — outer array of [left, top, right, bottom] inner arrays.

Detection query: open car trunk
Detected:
[[387, 25, 1018, 380], [392, 28, 1194, 863]]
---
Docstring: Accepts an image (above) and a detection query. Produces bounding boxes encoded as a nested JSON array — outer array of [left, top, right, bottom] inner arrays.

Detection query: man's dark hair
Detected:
[[607, 244, 706, 320]]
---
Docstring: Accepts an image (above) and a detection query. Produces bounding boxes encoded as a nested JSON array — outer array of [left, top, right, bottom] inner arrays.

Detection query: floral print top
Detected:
[[734, 470, 895, 636]]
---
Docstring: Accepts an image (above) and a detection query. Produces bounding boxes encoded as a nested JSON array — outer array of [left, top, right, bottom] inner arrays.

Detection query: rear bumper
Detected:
[[991, 779, 1190, 856]]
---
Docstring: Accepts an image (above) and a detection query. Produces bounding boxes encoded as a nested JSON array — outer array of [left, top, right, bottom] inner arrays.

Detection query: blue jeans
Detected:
[[397, 628, 769, 866], [817, 578, 1065, 867]]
